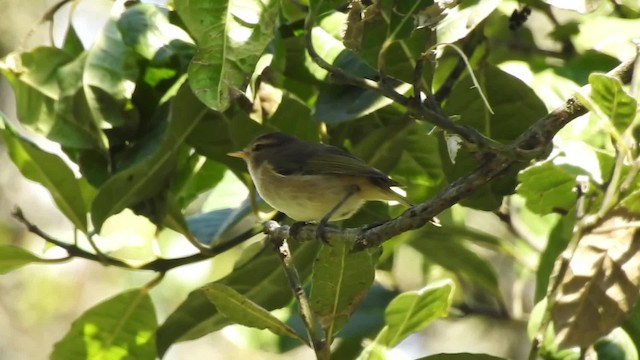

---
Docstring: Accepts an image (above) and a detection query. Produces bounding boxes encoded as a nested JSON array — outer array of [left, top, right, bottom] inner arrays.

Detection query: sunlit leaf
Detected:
[[436, 0, 500, 44], [380, 280, 453, 347], [84, 18, 139, 127], [0, 121, 88, 232], [0, 48, 106, 149], [0, 246, 50, 274], [117, 4, 194, 62], [552, 209, 640, 348], [355, 281, 453, 357], [175, 0, 279, 111], [156, 241, 321, 356], [588, 73, 637, 133], [203, 283, 304, 341], [51, 289, 157, 360], [517, 161, 588, 215]]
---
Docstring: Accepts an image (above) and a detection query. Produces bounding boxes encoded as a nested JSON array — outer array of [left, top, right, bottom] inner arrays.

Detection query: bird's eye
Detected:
[[252, 143, 266, 152]]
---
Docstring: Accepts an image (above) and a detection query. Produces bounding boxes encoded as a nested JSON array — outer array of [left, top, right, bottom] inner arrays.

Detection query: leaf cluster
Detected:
[[1, 0, 640, 359]]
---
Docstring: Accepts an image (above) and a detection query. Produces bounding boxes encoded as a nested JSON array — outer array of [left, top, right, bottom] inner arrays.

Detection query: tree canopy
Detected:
[[1, 0, 640, 359]]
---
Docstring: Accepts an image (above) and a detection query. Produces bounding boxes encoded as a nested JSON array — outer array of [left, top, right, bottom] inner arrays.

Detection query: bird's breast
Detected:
[[249, 163, 367, 221]]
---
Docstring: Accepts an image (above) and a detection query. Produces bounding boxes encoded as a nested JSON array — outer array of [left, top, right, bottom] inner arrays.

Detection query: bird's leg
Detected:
[[317, 185, 360, 244]]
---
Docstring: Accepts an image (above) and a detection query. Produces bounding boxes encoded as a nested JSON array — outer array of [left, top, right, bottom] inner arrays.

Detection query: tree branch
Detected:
[[264, 221, 329, 360], [12, 207, 261, 272], [276, 55, 639, 251], [303, 5, 502, 152]]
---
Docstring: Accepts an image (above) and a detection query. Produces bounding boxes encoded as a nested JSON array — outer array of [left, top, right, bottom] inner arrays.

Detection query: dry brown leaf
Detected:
[[552, 209, 640, 348]]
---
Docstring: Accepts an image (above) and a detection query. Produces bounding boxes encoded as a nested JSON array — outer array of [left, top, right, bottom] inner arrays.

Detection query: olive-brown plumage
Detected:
[[229, 132, 411, 222]]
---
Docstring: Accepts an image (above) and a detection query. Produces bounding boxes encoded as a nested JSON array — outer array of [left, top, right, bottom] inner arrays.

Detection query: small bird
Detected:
[[228, 132, 418, 239]]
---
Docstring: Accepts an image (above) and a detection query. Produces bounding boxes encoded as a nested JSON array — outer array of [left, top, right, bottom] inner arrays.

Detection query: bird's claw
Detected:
[[315, 223, 331, 245]]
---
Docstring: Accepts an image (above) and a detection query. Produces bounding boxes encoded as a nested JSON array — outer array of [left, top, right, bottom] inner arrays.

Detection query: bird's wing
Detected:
[[305, 150, 399, 184]]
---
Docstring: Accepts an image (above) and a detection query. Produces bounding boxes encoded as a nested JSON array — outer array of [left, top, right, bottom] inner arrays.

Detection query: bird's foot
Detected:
[[315, 222, 331, 245], [289, 221, 331, 245]]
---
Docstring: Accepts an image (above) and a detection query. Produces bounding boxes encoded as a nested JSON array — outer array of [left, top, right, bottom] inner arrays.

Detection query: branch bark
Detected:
[[277, 55, 639, 251]]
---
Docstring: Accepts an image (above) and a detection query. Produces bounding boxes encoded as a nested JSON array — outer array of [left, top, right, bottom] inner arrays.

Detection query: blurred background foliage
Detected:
[[0, 0, 639, 359]]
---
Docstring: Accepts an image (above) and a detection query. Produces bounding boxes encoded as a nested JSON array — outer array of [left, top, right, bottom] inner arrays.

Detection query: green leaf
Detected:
[[380, 280, 453, 347], [315, 81, 412, 124], [91, 79, 200, 231], [176, 159, 226, 207], [51, 289, 157, 360], [1, 49, 106, 149], [444, 64, 546, 143], [175, 0, 279, 111], [594, 328, 639, 360], [0, 246, 50, 274], [156, 241, 321, 356], [410, 234, 500, 296], [84, 17, 139, 127], [117, 4, 194, 62], [441, 64, 546, 210], [588, 73, 637, 133], [309, 242, 376, 341], [203, 283, 304, 341], [436, 0, 500, 44], [535, 215, 574, 301], [623, 299, 640, 351], [0, 121, 88, 232], [517, 161, 588, 215], [416, 354, 508, 360], [62, 25, 84, 57]]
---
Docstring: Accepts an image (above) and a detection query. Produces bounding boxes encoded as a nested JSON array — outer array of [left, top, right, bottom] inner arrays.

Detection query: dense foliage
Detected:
[[1, 0, 640, 359]]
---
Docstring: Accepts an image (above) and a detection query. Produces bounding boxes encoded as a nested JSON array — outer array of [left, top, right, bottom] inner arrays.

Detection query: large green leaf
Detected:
[[440, 64, 546, 210], [436, 0, 500, 44], [175, 0, 279, 111], [91, 79, 200, 231], [380, 280, 453, 347], [156, 241, 321, 356], [309, 242, 376, 341], [516, 161, 588, 215], [117, 4, 194, 62], [0, 48, 106, 149], [51, 289, 157, 360], [203, 283, 304, 341], [588, 73, 637, 133], [0, 246, 51, 274], [355, 279, 454, 360], [444, 63, 546, 144], [0, 121, 88, 232], [84, 17, 139, 127]]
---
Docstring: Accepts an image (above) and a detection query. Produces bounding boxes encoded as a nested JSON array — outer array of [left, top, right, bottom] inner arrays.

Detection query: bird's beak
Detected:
[[227, 150, 249, 159]]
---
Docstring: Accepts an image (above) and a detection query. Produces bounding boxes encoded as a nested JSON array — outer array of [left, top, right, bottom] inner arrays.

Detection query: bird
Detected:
[[228, 132, 423, 240]]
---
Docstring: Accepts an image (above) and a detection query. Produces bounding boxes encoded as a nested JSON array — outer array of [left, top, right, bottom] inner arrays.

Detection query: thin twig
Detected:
[[12, 207, 262, 272], [303, 3, 499, 151], [264, 221, 329, 360]]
